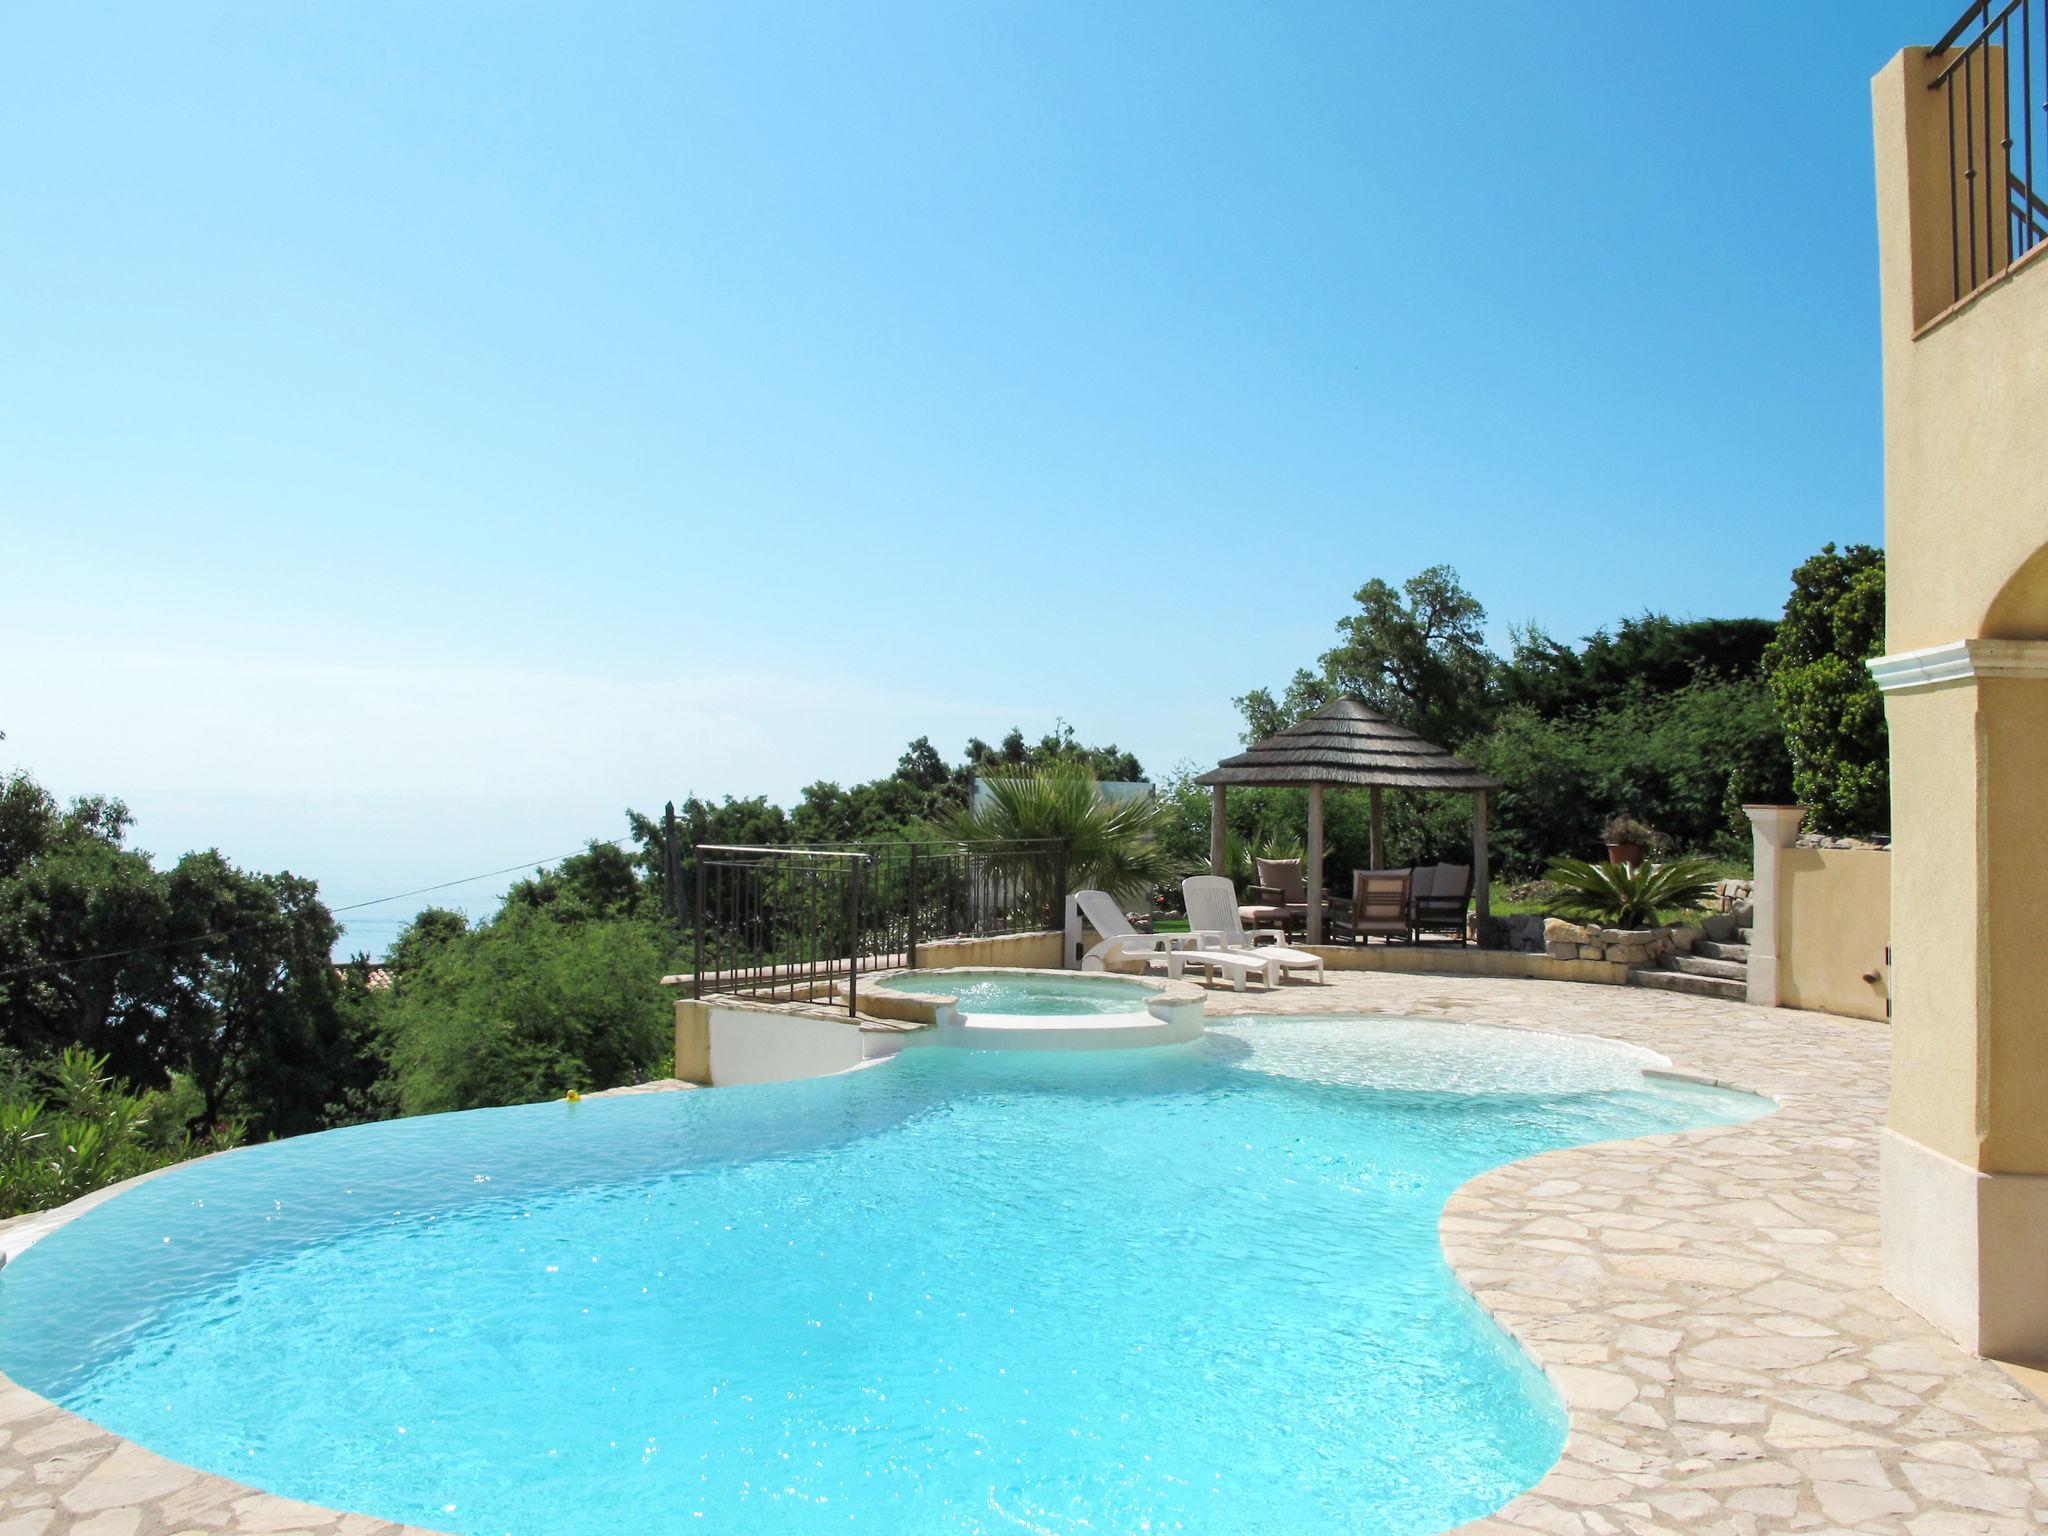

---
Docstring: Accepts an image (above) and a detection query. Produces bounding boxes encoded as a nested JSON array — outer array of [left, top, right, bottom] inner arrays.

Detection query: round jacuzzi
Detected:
[[869, 966, 1206, 1048]]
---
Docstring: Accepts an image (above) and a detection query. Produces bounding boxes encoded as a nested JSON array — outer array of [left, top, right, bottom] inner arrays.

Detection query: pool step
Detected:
[[1629, 967, 1747, 1002]]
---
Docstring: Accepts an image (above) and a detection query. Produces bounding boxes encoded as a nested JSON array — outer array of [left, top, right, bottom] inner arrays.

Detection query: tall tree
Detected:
[[1762, 543, 1888, 836], [158, 852, 346, 1135], [0, 777, 171, 1081], [1237, 566, 1495, 746]]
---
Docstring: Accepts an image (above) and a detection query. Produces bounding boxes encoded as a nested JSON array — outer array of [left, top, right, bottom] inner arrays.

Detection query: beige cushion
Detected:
[[1431, 863, 1471, 898], [1255, 858, 1306, 904]]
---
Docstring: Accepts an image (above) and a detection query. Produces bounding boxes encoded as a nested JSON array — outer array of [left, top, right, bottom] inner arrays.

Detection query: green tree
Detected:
[[1237, 566, 1495, 746], [384, 908, 671, 1115], [158, 852, 349, 1136], [1497, 615, 1778, 719], [385, 907, 470, 974], [505, 840, 650, 921], [0, 777, 171, 1081], [1762, 543, 1888, 835]]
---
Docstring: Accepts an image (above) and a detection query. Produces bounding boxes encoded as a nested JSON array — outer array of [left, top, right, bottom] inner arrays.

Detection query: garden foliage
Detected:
[[1761, 543, 1888, 836]]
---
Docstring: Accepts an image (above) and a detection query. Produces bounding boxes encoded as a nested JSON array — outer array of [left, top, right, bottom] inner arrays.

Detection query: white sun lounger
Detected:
[[1074, 889, 1187, 973], [1181, 875, 1326, 986], [1165, 944, 1280, 992], [1075, 888, 1277, 991]]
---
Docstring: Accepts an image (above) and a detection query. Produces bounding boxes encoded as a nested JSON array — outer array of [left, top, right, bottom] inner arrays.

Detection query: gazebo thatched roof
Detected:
[[1194, 696, 1502, 793]]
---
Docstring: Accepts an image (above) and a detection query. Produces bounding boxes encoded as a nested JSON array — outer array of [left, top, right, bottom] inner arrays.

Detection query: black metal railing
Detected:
[[690, 839, 1068, 1015], [1931, 0, 2048, 303]]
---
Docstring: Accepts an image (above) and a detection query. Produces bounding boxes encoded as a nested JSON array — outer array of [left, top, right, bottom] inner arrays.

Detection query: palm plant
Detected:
[[1224, 829, 1306, 892], [940, 763, 1184, 907], [1542, 856, 1720, 930]]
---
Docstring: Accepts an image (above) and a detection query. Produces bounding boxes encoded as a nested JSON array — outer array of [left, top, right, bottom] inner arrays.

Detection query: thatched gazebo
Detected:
[[1194, 695, 1503, 943]]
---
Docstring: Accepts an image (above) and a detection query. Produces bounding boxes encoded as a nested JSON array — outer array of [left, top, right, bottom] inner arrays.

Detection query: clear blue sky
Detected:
[[2, 1, 1932, 953]]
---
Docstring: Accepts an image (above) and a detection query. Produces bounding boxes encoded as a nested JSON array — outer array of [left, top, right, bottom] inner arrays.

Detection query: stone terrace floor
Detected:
[[3, 972, 2045, 1534]]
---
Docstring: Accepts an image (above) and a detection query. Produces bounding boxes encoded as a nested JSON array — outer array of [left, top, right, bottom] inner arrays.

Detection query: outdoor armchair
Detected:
[[1328, 869, 1412, 944], [1238, 857, 1309, 937], [1410, 862, 1473, 944]]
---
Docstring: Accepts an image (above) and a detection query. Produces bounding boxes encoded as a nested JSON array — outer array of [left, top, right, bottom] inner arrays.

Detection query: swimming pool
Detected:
[[875, 968, 1157, 1015], [0, 1017, 1766, 1536]]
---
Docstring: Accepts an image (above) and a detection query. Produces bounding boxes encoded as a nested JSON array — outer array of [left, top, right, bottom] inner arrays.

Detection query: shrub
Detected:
[[383, 909, 672, 1116], [1600, 815, 1657, 846], [1762, 543, 1888, 835], [0, 1047, 243, 1219], [1541, 857, 1721, 930]]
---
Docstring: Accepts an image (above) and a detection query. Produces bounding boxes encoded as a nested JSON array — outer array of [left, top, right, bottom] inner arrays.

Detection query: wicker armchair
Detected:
[[1328, 869, 1412, 944], [1238, 857, 1309, 937], [1409, 863, 1473, 944]]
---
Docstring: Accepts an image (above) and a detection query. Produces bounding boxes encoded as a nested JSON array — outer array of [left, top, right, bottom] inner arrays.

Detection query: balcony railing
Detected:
[[1930, 0, 2048, 303]]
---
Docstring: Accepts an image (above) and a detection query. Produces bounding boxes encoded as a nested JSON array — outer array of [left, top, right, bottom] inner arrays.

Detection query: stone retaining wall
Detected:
[[1541, 917, 1686, 966]]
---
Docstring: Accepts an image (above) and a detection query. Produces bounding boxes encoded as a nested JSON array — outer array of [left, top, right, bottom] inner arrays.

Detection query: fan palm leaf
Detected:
[[939, 764, 1184, 906], [1542, 856, 1721, 929]]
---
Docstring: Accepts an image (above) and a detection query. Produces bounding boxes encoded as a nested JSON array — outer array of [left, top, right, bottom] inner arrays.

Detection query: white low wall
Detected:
[[708, 1006, 903, 1087]]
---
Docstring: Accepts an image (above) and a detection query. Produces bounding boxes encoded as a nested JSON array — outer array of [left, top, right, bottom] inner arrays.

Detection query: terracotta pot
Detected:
[[1604, 841, 1647, 868]]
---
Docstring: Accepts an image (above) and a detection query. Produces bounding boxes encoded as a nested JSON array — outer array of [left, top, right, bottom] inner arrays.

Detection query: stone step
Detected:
[[1628, 967, 1747, 1003], [1737, 928, 1755, 946], [1694, 940, 1750, 963], [1673, 954, 1748, 981]]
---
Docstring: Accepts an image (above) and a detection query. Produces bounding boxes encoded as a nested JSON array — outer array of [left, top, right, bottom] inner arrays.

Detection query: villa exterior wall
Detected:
[[1872, 45, 2048, 1359], [1778, 847, 1890, 1022]]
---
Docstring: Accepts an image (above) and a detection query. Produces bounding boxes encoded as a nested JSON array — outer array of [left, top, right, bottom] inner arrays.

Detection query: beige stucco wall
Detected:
[[1873, 43, 2048, 1361], [1980, 678, 2048, 1172], [1875, 52, 2048, 654], [673, 998, 711, 1086], [1778, 848, 1889, 1023], [1875, 47, 2048, 1179]]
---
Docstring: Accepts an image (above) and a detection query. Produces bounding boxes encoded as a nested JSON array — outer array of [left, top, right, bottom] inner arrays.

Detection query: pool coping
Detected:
[[4, 976, 2045, 1534], [856, 963, 1206, 1027]]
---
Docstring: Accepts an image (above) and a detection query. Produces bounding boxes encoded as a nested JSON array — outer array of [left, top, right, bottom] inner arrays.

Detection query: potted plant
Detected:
[[1601, 814, 1656, 869]]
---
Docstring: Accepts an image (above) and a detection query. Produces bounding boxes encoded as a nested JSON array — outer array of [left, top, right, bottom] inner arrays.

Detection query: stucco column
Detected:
[[1209, 784, 1227, 877], [1870, 640, 2048, 1361], [1305, 784, 1325, 944], [1742, 804, 1807, 1008]]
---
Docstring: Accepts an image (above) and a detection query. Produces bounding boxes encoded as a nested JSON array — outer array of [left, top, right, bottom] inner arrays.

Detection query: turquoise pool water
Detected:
[[0, 1017, 1766, 1536], [876, 968, 1157, 1015]]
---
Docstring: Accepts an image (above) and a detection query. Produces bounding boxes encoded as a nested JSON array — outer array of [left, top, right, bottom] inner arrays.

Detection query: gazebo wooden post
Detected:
[[1306, 784, 1325, 944], [1472, 790, 1491, 934], [1368, 786, 1384, 870], [1209, 783, 1228, 876]]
